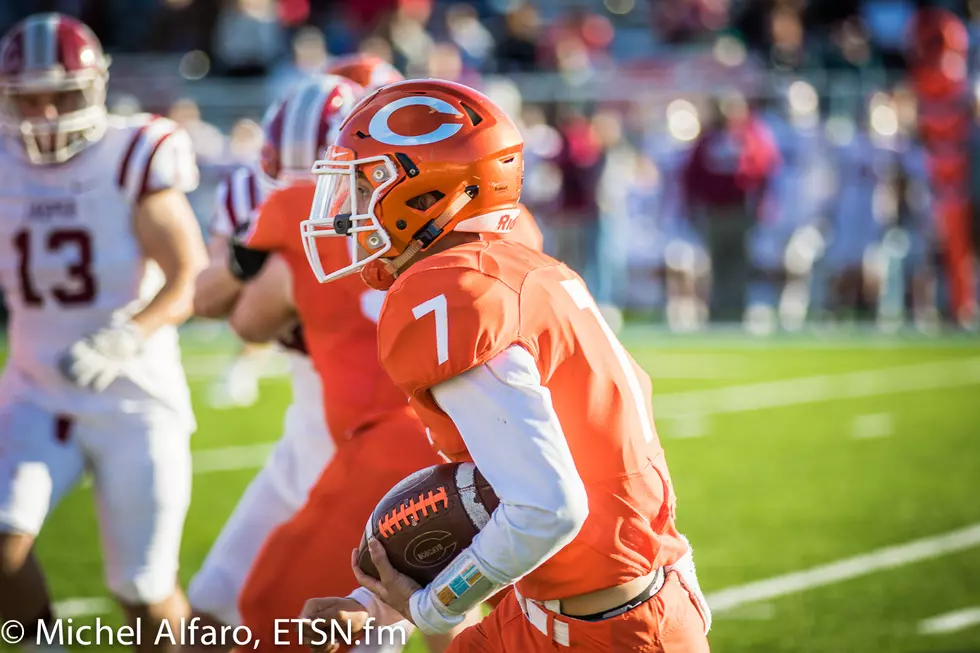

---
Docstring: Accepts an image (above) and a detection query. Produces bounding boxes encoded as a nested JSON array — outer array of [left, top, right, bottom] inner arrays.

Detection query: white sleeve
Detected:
[[347, 587, 410, 628], [144, 126, 199, 195], [119, 116, 199, 203], [209, 167, 258, 237], [408, 344, 589, 634]]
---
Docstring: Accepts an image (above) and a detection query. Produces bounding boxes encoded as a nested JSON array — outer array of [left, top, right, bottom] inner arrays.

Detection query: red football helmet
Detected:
[[324, 53, 404, 91], [0, 13, 109, 164], [259, 74, 365, 190], [301, 79, 524, 285]]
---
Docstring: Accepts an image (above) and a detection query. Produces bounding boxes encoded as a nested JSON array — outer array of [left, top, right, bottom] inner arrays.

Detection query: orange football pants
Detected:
[[237, 406, 443, 653], [447, 571, 710, 653]]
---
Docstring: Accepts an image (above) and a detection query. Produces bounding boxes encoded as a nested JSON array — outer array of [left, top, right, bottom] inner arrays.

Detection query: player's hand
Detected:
[[351, 539, 421, 625], [298, 597, 370, 653], [57, 322, 144, 392]]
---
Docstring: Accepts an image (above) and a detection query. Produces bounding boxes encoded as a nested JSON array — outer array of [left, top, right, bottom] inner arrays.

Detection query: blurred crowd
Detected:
[[3, 0, 979, 331]]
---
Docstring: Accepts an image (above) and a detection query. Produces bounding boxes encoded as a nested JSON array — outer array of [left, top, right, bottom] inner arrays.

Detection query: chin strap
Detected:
[[385, 190, 475, 277]]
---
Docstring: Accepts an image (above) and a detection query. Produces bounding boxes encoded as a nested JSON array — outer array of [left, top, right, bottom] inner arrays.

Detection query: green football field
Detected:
[[2, 327, 980, 652]]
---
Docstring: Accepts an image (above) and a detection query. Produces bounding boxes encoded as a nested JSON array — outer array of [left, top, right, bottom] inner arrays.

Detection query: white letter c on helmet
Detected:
[[368, 96, 463, 147]]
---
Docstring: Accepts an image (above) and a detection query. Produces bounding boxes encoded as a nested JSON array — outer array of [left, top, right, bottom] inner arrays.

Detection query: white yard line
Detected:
[[52, 597, 115, 618], [654, 357, 980, 419], [850, 413, 895, 439], [706, 523, 980, 612], [184, 358, 980, 472], [181, 352, 749, 382], [918, 606, 980, 635], [192, 442, 275, 474]]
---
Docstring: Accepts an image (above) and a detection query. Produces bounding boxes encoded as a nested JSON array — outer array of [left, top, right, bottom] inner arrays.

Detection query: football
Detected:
[[357, 462, 499, 585]]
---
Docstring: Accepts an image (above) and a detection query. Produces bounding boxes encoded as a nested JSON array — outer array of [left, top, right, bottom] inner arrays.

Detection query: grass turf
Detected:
[[2, 330, 979, 652]]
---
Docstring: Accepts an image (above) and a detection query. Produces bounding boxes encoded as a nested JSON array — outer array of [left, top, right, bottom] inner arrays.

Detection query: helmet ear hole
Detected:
[[405, 190, 446, 212]]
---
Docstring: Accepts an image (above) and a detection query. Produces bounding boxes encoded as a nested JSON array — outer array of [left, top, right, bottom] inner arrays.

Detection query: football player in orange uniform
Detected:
[[298, 80, 711, 653], [224, 78, 543, 653]]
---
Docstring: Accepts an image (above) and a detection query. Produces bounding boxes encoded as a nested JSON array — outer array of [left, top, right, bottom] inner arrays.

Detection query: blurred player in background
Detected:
[[184, 70, 366, 650], [641, 99, 710, 331], [683, 92, 781, 323], [0, 13, 206, 652], [299, 79, 710, 653], [819, 92, 931, 322], [752, 80, 831, 332]]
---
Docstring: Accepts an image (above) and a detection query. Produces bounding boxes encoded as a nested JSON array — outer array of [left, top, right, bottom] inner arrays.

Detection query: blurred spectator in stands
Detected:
[[495, 3, 542, 73], [519, 105, 564, 247], [683, 92, 781, 321], [654, 0, 731, 45], [109, 93, 142, 117], [767, 4, 818, 71], [386, 0, 435, 75], [860, 0, 915, 68], [268, 25, 329, 97], [595, 109, 634, 306], [554, 107, 606, 298], [227, 118, 265, 164], [426, 42, 481, 87], [344, 0, 398, 34], [540, 6, 616, 70], [213, 0, 285, 76], [820, 91, 934, 326], [445, 3, 495, 71], [169, 98, 227, 166], [314, 3, 358, 55], [823, 17, 883, 72], [359, 36, 397, 66], [753, 80, 830, 332], [643, 97, 710, 330], [148, 0, 219, 54]]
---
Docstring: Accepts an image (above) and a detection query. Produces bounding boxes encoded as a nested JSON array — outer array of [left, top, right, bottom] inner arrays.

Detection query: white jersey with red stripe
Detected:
[[209, 165, 268, 238], [208, 165, 326, 442], [0, 113, 198, 425]]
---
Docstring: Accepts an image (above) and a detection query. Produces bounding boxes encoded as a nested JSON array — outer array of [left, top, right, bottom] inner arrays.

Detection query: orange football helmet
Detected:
[[302, 79, 524, 285], [324, 53, 403, 91]]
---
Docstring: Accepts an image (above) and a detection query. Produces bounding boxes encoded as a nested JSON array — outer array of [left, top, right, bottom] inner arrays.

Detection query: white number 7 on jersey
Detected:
[[561, 279, 654, 443], [413, 294, 449, 365]]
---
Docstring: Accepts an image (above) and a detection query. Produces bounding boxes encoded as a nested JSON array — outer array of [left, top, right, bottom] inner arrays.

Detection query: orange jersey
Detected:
[[378, 240, 687, 601], [247, 184, 407, 442], [247, 187, 545, 442]]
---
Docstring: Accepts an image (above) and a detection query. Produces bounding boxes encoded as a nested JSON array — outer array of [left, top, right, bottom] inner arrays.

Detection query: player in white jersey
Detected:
[[0, 13, 207, 653], [186, 71, 367, 642]]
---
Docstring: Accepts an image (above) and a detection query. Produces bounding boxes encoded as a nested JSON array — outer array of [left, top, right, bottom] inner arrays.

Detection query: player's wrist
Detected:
[[345, 587, 375, 617], [410, 587, 465, 635], [116, 319, 148, 343], [90, 320, 145, 357], [227, 227, 269, 282], [411, 550, 501, 635]]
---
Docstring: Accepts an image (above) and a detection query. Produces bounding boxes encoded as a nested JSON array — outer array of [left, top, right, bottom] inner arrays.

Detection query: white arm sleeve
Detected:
[[409, 344, 589, 633], [347, 586, 410, 628]]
